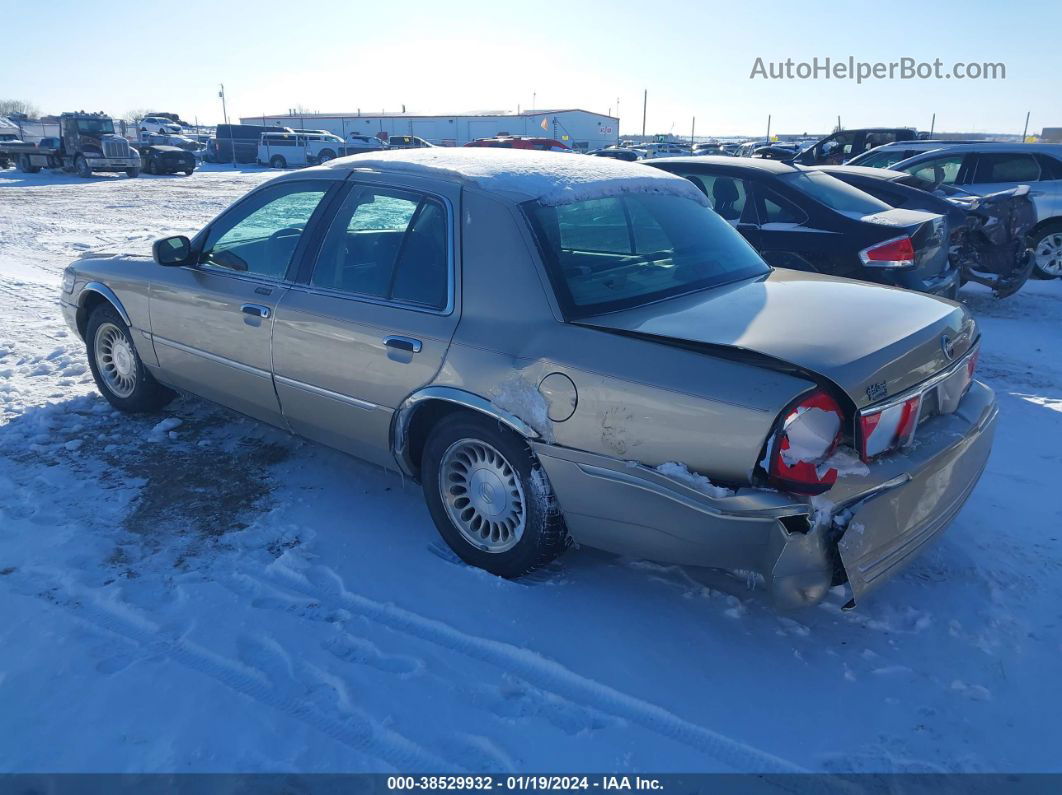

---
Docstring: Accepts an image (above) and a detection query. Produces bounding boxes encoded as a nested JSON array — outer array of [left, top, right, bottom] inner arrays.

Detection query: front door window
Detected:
[[200, 182, 328, 279]]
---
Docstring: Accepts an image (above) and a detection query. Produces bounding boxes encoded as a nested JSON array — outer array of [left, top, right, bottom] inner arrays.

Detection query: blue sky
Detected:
[[6, 0, 1060, 135]]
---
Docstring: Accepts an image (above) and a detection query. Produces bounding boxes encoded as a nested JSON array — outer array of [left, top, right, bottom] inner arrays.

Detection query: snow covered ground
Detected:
[[1, 164, 1060, 774]]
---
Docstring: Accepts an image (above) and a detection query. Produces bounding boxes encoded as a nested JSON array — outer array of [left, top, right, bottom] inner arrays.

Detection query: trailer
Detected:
[[0, 112, 139, 177]]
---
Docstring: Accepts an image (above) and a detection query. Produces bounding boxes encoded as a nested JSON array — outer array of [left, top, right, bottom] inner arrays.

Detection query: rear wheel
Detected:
[[18, 154, 41, 174], [270, 155, 286, 169], [1031, 223, 1062, 279], [75, 156, 92, 178], [86, 305, 175, 413], [421, 413, 569, 577]]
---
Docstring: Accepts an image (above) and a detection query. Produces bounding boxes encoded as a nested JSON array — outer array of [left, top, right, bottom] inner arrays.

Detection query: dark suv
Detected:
[[794, 128, 920, 166]]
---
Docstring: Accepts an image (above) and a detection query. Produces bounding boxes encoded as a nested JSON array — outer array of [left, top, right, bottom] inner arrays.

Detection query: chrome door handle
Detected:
[[384, 335, 422, 354], [241, 303, 271, 318]]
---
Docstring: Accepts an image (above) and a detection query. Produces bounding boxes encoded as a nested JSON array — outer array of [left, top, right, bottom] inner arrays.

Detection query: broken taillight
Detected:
[[859, 235, 916, 268], [859, 394, 921, 461], [767, 390, 845, 495]]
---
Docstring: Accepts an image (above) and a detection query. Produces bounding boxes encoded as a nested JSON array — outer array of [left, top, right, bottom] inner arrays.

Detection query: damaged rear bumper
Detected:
[[532, 380, 997, 610]]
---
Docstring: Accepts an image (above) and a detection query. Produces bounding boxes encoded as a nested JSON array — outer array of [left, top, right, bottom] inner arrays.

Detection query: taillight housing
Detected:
[[858, 394, 921, 461], [767, 390, 846, 495], [859, 235, 916, 268]]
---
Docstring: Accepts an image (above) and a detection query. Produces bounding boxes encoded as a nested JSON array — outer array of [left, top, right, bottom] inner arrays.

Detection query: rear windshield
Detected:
[[779, 170, 890, 216], [525, 193, 768, 318]]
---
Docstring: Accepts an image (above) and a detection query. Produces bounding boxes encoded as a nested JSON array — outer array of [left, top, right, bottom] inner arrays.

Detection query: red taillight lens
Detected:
[[859, 394, 921, 460], [859, 235, 916, 268], [768, 391, 845, 495], [966, 349, 979, 382]]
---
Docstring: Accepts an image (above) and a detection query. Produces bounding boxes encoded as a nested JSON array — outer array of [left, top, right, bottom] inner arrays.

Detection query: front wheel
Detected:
[[183, 169, 194, 176], [317, 149, 335, 163], [126, 166, 140, 178], [270, 155, 286, 169], [75, 156, 92, 178], [86, 305, 175, 413], [421, 413, 569, 577], [1030, 223, 1062, 279]]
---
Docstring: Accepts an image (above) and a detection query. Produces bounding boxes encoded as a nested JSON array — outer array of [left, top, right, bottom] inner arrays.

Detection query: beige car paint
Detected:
[[59, 156, 998, 609]]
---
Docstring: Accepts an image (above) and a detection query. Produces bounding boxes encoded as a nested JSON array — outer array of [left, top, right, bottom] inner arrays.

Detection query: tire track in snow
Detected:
[[258, 562, 826, 780], [1, 570, 456, 772]]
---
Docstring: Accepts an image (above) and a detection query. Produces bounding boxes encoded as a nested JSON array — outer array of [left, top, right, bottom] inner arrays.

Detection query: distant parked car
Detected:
[[138, 116, 182, 135], [345, 133, 388, 151], [637, 142, 691, 159], [847, 140, 981, 170], [587, 148, 640, 161], [794, 128, 920, 166], [818, 165, 1036, 297], [386, 135, 433, 149], [465, 136, 571, 151], [889, 144, 1062, 279], [649, 156, 957, 296], [59, 148, 997, 610], [692, 142, 727, 155], [131, 143, 197, 176]]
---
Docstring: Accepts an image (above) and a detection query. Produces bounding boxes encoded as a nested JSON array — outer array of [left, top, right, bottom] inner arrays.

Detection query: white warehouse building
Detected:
[[240, 109, 619, 151]]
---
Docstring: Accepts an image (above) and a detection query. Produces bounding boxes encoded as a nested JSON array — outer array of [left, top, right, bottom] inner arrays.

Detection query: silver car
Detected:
[[60, 149, 998, 609], [889, 143, 1062, 279]]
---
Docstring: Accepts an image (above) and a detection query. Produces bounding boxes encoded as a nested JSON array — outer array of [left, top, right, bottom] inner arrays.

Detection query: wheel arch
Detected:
[[391, 386, 542, 479], [76, 282, 132, 339], [1029, 216, 1062, 240]]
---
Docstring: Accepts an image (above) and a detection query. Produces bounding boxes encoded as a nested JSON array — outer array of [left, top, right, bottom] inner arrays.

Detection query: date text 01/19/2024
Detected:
[[386, 776, 665, 791]]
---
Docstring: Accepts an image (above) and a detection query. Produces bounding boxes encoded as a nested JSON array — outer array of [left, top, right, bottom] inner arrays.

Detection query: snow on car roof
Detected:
[[326, 147, 709, 207]]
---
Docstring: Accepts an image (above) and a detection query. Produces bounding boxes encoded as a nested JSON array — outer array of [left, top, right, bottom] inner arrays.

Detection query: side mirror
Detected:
[[153, 235, 192, 266]]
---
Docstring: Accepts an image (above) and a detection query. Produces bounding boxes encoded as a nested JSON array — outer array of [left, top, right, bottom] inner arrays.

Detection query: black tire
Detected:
[[145, 159, 157, 175], [317, 148, 335, 163], [85, 304, 175, 413], [75, 156, 92, 178], [1030, 222, 1062, 280], [270, 155, 286, 169], [126, 166, 140, 178], [183, 169, 194, 176], [421, 412, 569, 577], [18, 154, 41, 174]]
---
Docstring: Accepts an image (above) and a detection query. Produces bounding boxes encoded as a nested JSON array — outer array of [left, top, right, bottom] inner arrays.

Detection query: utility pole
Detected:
[[765, 114, 771, 142], [219, 83, 236, 168], [532, 91, 536, 112], [1022, 111, 1031, 141], [641, 89, 647, 137], [930, 113, 936, 136], [691, 116, 695, 145]]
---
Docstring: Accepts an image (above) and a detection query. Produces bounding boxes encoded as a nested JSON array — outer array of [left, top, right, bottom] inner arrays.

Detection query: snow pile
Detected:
[[817, 445, 870, 479], [779, 407, 841, 466], [489, 375, 554, 442], [656, 461, 734, 498], [330, 147, 709, 207]]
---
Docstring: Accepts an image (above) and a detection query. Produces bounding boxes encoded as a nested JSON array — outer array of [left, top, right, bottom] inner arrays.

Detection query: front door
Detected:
[[272, 181, 459, 468], [149, 179, 335, 426]]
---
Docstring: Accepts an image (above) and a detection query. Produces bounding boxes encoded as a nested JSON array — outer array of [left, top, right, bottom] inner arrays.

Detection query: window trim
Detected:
[[750, 181, 809, 227], [294, 179, 458, 317]]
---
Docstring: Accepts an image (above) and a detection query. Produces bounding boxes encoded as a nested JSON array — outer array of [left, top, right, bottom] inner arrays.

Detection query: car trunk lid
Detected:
[[578, 269, 976, 410]]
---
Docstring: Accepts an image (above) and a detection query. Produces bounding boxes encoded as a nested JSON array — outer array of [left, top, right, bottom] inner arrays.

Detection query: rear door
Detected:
[[271, 179, 460, 468], [149, 178, 339, 426], [741, 180, 844, 273], [964, 151, 1045, 198]]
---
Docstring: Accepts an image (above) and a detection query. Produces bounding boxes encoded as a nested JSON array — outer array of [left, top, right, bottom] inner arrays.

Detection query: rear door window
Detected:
[[972, 153, 1041, 183], [311, 186, 451, 310]]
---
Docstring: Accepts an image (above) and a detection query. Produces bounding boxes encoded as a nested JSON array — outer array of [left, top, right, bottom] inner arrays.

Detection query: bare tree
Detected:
[[126, 108, 155, 122], [0, 99, 40, 118]]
